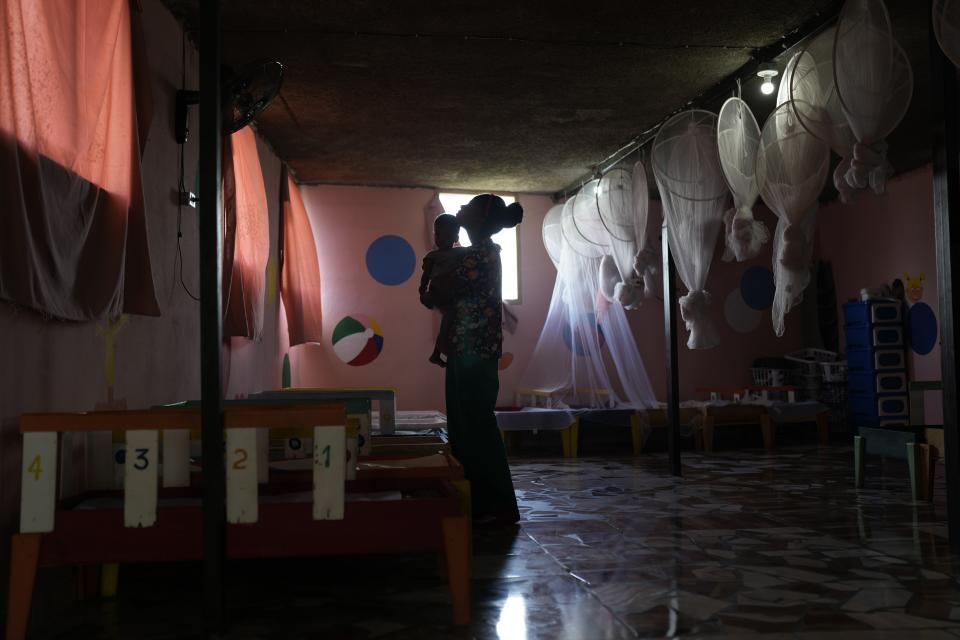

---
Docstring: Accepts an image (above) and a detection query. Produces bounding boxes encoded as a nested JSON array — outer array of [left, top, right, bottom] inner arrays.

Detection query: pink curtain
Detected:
[[280, 167, 322, 346], [0, 0, 158, 320], [222, 126, 269, 340]]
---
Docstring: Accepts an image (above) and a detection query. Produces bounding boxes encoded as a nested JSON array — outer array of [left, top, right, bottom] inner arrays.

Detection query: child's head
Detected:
[[434, 214, 460, 250]]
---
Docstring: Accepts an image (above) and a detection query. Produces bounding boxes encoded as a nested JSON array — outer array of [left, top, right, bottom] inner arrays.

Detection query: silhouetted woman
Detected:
[[420, 194, 522, 525]]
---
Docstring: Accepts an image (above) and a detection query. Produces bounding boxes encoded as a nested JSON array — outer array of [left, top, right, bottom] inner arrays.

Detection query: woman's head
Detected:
[[456, 194, 523, 240]]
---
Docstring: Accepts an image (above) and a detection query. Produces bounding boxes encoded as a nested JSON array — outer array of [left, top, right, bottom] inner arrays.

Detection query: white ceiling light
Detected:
[[757, 63, 779, 96]]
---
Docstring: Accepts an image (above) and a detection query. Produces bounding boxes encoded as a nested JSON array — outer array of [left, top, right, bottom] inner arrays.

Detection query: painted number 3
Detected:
[[133, 448, 149, 471], [116, 448, 150, 470]]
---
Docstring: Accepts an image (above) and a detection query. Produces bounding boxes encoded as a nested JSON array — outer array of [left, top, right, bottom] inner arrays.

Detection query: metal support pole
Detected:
[[662, 226, 681, 476], [931, 15, 960, 549], [199, 0, 225, 630]]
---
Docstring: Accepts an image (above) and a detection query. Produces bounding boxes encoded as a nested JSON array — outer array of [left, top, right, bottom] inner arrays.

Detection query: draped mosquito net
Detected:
[[934, 0, 960, 68], [784, 31, 858, 203], [757, 102, 830, 337], [517, 175, 657, 410], [652, 110, 728, 350], [833, 0, 913, 196], [717, 97, 769, 262]]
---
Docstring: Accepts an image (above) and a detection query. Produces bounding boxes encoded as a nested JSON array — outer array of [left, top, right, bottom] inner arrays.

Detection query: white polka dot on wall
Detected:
[[724, 288, 762, 333]]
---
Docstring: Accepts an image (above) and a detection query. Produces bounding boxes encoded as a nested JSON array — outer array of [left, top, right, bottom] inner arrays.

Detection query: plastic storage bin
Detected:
[[844, 325, 872, 349], [875, 371, 908, 394], [844, 300, 903, 326], [751, 367, 786, 387], [850, 347, 906, 371], [872, 325, 903, 348], [871, 302, 902, 324]]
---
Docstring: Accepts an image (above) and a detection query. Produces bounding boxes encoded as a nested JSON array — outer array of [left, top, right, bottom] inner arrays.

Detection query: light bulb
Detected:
[[756, 63, 779, 98]]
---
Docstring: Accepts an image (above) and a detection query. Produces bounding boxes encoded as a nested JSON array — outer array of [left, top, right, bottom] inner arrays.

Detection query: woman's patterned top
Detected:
[[448, 239, 502, 359]]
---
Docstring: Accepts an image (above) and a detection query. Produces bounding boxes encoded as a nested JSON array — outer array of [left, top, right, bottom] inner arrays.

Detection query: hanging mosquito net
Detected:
[[833, 0, 913, 196], [717, 97, 769, 262], [517, 188, 657, 410], [758, 101, 830, 337], [784, 31, 858, 202], [934, 0, 960, 68], [594, 164, 657, 308], [542, 203, 564, 269], [631, 160, 659, 290], [652, 110, 728, 350]]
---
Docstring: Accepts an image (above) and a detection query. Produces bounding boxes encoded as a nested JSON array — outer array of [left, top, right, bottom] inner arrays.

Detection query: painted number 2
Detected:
[[233, 448, 248, 470], [27, 455, 42, 481]]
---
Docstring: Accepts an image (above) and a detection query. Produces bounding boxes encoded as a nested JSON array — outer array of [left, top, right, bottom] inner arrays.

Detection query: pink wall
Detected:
[[817, 165, 942, 419], [290, 186, 555, 409], [292, 189, 806, 408]]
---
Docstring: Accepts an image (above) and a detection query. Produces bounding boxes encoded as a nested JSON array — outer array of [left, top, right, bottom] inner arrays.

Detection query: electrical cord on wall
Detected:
[[174, 28, 199, 302]]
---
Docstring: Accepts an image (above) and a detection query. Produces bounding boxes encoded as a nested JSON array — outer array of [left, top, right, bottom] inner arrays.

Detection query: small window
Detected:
[[438, 193, 520, 303]]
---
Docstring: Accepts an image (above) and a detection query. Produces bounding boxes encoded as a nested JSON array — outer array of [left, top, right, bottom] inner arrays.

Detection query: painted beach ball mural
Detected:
[[332, 314, 384, 366], [563, 313, 606, 356]]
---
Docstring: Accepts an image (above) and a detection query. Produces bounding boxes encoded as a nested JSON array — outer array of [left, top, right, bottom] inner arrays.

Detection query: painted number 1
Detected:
[[322, 445, 331, 468], [27, 455, 42, 481]]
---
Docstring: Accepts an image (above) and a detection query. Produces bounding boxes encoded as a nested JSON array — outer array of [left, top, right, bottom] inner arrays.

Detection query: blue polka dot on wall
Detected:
[[740, 266, 776, 311], [366, 235, 416, 286], [908, 302, 938, 355]]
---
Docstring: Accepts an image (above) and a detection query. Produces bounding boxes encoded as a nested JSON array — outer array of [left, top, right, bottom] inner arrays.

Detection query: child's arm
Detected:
[[419, 254, 433, 295]]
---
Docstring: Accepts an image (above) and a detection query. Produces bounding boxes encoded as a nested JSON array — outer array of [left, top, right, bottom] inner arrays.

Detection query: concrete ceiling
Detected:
[[164, 1, 934, 194]]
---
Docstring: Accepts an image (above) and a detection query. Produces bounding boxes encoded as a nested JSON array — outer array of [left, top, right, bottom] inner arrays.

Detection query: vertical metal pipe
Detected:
[[198, 0, 225, 630], [662, 226, 682, 476], [931, 12, 960, 549]]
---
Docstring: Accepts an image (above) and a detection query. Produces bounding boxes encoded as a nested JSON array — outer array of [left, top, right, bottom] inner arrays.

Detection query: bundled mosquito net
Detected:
[[631, 161, 659, 288], [652, 110, 728, 349], [934, 0, 960, 68], [517, 188, 657, 410], [717, 97, 769, 262], [757, 102, 830, 337], [833, 0, 913, 196], [542, 203, 564, 269], [595, 163, 657, 308], [782, 31, 858, 204]]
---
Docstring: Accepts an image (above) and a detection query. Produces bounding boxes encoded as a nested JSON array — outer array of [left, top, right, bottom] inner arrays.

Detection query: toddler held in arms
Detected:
[[419, 214, 461, 367]]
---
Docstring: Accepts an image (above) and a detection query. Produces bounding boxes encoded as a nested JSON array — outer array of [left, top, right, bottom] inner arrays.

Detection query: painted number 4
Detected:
[[27, 455, 42, 481]]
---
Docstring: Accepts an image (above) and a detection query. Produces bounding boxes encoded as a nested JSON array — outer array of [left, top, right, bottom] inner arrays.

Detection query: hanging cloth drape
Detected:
[[757, 102, 830, 337], [0, 0, 158, 320], [222, 126, 269, 340], [717, 97, 768, 262], [279, 166, 323, 346], [833, 0, 912, 196], [652, 110, 728, 350]]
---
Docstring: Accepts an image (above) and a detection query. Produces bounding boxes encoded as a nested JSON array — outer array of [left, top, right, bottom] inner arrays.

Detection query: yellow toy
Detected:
[[903, 272, 925, 303]]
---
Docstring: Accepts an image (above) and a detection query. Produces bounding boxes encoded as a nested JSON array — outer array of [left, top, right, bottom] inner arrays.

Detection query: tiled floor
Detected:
[[25, 446, 960, 639]]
